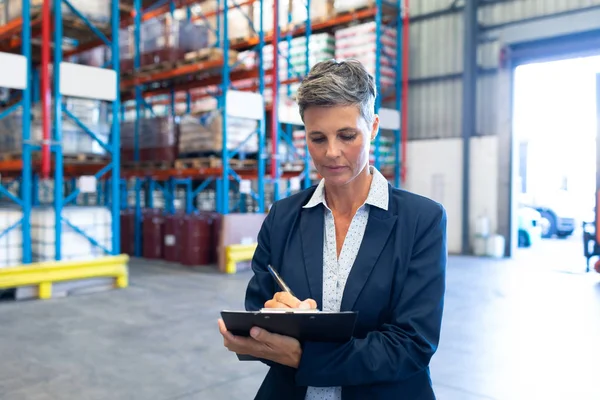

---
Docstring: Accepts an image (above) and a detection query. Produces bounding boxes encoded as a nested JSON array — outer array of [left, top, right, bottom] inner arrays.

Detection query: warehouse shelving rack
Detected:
[[0, 0, 123, 263], [117, 0, 406, 211]]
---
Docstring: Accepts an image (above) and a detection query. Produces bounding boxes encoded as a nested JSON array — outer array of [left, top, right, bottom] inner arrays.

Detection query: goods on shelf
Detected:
[[0, 207, 23, 268], [369, 135, 396, 167], [120, 116, 179, 163], [333, 0, 373, 13], [140, 14, 212, 67], [30, 206, 112, 262], [1, 0, 110, 25], [290, 0, 333, 25], [335, 21, 397, 91], [178, 112, 258, 156], [71, 46, 109, 68], [0, 99, 110, 157], [119, 27, 134, 71], [253, 0, 290, 35]]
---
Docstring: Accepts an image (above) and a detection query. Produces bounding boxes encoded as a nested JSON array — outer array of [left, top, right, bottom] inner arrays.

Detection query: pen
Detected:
[[267, 265, 296, 298]]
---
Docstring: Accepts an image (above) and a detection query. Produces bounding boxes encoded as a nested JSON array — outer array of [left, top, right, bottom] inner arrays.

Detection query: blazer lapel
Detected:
[[299, 206, 324, 308], [341, 206, 398, 311]]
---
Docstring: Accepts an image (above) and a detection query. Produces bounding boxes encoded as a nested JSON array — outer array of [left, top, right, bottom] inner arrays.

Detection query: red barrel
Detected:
[[207, 212, 222, 264], [143, 209, 165, 259], [164, 212, 184, 263], [120, 209, 136, 256], [180, 214, 213, 266]]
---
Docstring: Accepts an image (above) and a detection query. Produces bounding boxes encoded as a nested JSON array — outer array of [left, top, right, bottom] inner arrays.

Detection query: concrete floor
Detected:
[[1, 254, 599, 400]]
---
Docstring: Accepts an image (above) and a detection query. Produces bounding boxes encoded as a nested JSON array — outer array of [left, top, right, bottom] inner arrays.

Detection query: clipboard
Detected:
[[220, 309, 358, 361]]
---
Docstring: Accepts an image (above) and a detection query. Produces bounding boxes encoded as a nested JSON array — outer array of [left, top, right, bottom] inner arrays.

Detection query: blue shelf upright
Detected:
[[46, 0, 122, 259], [0, 0, 32, 264], [374, 0, 403, 188]]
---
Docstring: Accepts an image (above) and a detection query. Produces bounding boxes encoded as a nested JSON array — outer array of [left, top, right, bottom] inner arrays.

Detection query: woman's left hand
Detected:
[[218, 319, 302, 368]]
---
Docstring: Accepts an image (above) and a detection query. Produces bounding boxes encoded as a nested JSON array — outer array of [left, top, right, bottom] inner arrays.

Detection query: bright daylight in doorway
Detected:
[[513, 54, 600, 272]]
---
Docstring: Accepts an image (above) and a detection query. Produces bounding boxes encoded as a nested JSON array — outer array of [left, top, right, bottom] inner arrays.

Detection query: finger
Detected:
[[264, 299, 292, 309], [250, 326, 271, 344], [274, 292, 301, 308], [218, 319, 228, 335], [299, 298, 318, 309]]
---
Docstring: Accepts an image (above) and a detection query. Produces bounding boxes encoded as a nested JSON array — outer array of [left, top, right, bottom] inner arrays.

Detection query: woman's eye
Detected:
[[340, 135, 357, 141], [311, 137, 326, 143]]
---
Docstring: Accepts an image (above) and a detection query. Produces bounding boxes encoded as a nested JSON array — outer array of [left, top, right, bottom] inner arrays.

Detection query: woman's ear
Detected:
[[370, 115, 380, 141]]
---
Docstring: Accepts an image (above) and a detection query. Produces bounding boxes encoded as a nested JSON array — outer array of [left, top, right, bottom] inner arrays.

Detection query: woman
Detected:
[[218, 59, 447, 400]]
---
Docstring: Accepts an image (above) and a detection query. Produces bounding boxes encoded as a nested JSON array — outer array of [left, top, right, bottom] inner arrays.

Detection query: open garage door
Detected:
[[583, 74, 600, 273]]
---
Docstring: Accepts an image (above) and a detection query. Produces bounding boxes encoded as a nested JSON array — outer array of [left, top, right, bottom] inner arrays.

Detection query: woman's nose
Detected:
[[325, 143, 341, 158]]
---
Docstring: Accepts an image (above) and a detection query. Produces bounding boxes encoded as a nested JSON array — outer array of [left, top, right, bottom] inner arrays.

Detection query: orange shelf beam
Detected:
[[120, 166, 303, 181]]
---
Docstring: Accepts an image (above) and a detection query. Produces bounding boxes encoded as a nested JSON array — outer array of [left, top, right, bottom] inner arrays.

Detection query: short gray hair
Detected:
[[296, 59, 377, 124]]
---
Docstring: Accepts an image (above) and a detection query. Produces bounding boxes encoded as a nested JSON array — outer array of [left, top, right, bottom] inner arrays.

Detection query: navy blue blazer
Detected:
[[244, 182, 447, 400]]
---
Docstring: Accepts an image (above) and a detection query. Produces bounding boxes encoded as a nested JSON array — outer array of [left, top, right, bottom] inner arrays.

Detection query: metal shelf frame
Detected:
[[0, 0, 122, 264]]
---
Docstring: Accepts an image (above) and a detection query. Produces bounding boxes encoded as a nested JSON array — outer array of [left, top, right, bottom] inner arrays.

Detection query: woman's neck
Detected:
[[324, 165, 373, 215]]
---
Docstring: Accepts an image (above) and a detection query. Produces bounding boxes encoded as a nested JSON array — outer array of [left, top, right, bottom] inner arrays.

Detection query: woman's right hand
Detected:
[[264, 292, 318, 310]]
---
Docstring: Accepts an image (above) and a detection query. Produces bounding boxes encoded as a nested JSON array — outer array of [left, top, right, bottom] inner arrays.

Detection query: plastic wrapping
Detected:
[[31, 206, 112, 262], [120, 116, 179, 163], [140, 15, 212, 66], [0, 206, 23, 268], [0, 99, 110, 156], [178, 113, 258, 156], [3, 0, 110, 25], [335, 22, 397, 90]]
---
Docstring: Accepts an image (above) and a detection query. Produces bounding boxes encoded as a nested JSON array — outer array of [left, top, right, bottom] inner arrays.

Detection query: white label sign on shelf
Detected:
[[278, 97, 304, 126], [226, 90, 264, 120], [239, 179, 252, 194], [379, 108, 401, 131], [0, 53, 27, 90], [60, 62, 117, 101], [77, 176, 97, 194], [289, 177, 301, 191]]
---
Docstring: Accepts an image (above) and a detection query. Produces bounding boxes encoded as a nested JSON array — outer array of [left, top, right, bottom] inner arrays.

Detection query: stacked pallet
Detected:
[[31, 206, 112, 262], [335, 21, 397, 93], [261, 33, 335, 103], [369, 136, 396, 168], [0, 0, 110, 26], [178, 112, 258, 158], [0, 207, 22, 268], [0, 99, 110, 158], [120, 116, 179, 165]]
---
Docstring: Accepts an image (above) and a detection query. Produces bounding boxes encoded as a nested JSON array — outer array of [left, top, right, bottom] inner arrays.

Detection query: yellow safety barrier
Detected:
[[0, 255, 129, 300], [225, 244, 257, 274]]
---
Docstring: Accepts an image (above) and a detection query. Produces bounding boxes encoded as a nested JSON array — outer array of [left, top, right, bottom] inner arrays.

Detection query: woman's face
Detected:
[[304, 105, 379, 187]]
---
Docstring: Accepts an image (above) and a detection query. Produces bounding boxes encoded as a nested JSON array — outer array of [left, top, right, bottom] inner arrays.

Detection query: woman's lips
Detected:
[[324, 165, 346, 172]]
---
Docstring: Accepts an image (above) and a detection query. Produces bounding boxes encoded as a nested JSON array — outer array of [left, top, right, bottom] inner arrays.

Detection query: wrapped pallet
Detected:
[[335, 22, 397, 91], [0, 99, 109, 156], [120, 116, 179, 163], [253, 0, 289, 34], [333, 0, 373, 14], [0, 207, 23, 268], [31, 206, 112, 262], [140, 14, 211, 66], [178, 112, 258, 156], [290, 0, 333, 25], [3, 0, 110, 25]]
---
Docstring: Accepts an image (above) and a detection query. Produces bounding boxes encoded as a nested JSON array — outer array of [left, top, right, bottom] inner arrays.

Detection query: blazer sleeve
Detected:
[[244, 202, 278, 312], [295, 203, 447, 387]]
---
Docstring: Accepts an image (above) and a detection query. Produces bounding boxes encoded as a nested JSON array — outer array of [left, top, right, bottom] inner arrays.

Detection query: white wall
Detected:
[[404, 136, 499, 254]]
